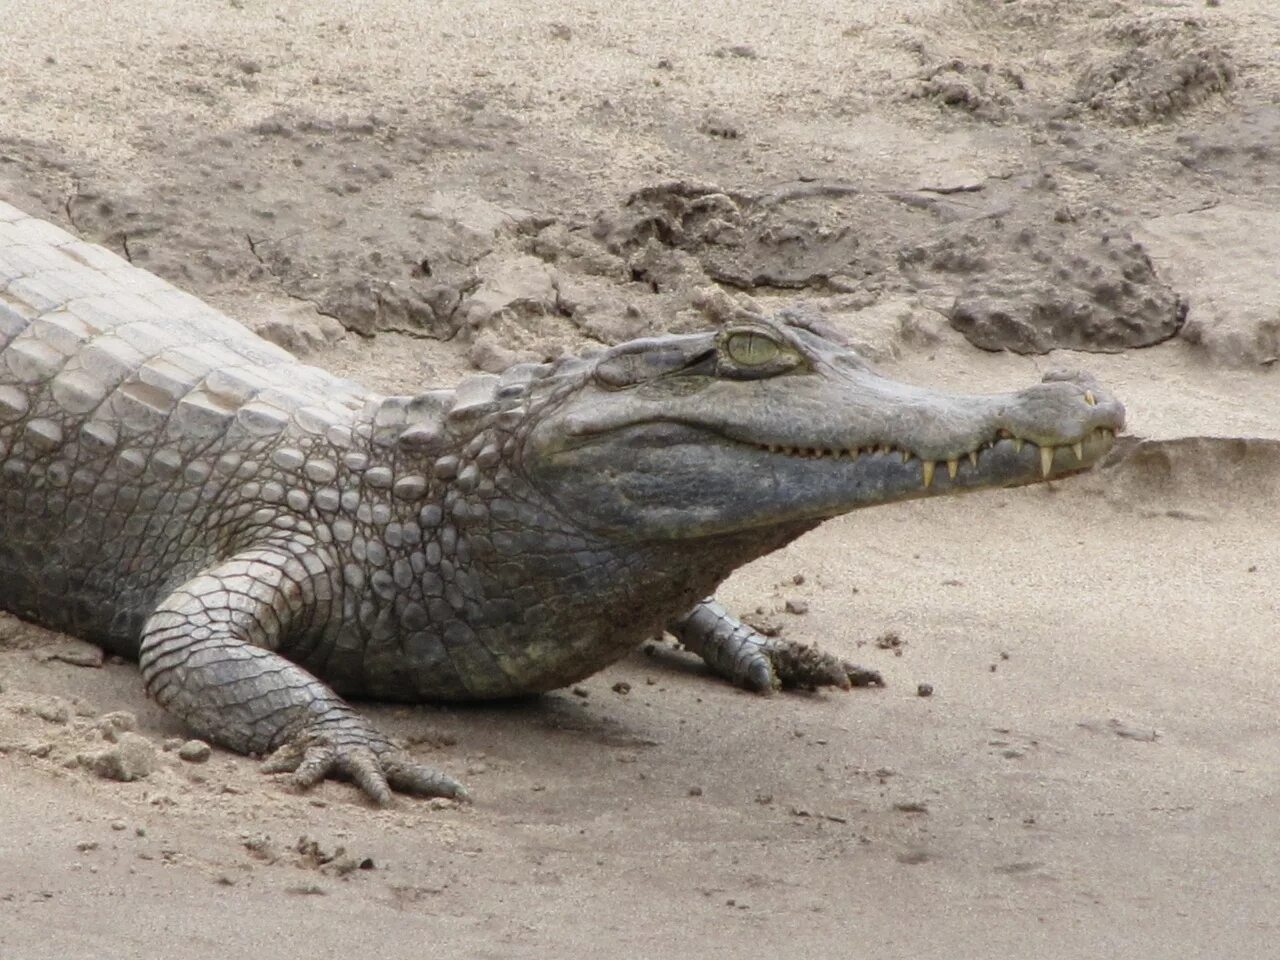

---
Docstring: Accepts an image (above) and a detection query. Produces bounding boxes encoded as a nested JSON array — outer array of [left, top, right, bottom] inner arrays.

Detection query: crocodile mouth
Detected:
[[747, 425, 1117, 488]]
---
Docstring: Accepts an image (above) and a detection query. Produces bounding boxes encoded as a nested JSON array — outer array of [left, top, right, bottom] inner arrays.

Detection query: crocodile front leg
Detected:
[[139, 543, 467, 805], [669, 599, 884, 693]]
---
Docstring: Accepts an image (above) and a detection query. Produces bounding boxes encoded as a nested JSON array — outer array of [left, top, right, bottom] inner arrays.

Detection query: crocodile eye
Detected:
[[726, 331, 781, 366]]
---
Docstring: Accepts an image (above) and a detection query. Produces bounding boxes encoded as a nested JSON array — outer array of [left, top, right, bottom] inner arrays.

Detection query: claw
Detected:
[[846, 664, 885, 688], [262, 731, 466, 805]]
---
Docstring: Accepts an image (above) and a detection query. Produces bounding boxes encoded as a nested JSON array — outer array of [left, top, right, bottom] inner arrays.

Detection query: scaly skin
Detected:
[[0, 201, 1125, 803]]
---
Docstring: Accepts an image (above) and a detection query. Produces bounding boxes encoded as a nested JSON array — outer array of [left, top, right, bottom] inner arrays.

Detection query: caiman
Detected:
[[0, 200, 1125, 802]]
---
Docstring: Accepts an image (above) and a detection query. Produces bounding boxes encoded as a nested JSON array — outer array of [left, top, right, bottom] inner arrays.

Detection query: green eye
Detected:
[[726, 331, 781, 366]]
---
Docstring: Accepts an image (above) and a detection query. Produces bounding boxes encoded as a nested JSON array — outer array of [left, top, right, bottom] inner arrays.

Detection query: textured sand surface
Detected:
[[2, 1, 1278, 958]]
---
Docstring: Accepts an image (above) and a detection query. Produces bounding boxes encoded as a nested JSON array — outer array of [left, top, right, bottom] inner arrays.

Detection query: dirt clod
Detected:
[[88, 733, 157, 783]]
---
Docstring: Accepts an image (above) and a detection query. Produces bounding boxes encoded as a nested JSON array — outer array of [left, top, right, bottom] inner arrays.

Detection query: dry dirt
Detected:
[[2, 1, 1279, 958]]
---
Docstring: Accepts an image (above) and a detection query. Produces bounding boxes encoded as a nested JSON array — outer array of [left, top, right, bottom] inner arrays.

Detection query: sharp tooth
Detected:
[[968, 450, 979, 468], [922, 460, 936, 489], [1085, 390, 1096, 406], [1072, 441, 1084, 461], [1040, 445, 1054, 477], [878, 445, 891, 455], [901, 450, 911, 464], [1013, 438, 1024, 454], [947, 458, 959, 480]]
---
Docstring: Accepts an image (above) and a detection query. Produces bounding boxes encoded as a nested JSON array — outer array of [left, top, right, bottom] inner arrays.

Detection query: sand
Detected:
[[1, 1, 1278, 957]]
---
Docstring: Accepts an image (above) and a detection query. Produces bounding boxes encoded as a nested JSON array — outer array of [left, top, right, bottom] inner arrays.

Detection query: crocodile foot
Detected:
[[668, 598, 885, 694], [746, 637, 885, 693], [262, 726, 469, 806]]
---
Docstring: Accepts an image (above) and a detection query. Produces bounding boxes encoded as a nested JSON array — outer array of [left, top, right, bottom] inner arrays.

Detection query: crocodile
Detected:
[[0, 200, 1125, 803]]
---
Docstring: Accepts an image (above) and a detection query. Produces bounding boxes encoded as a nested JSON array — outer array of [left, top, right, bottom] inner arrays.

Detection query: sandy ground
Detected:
[[2, 1, 1279, 957]]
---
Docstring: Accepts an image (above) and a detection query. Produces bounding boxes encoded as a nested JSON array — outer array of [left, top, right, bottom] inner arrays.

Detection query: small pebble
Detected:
[[688, 786, 703, 797], [611, 681, 631, 695], [177, 740, 212, 764], [917, 683, 934, 697], [110, 820, 127, 832], [784, 598, 809, 615]]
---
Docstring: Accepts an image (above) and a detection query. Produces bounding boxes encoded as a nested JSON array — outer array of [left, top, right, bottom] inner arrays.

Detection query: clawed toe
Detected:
[[262, 732, 466, 805]]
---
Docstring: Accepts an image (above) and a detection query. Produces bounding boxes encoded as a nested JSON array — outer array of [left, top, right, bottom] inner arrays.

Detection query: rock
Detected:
[[249, 303, 345, 356], [784, 598, 809, 615], [177, 739, 212, 764], [96, 711, 138, 741], [461, 254, 560, 331], [90, 732, 157, 782], [467, 333, 522, 374], [28, 697, 70, 724], [942, 222, 1186, 354], [530, 222, 630, 281], [740, 611, 783, 637], [38, 639, 105, 668], [823, 297, 950, 363]]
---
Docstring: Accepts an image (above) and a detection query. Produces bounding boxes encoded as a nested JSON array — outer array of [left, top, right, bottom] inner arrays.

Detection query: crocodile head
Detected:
[[523, 313, 1125, 539]]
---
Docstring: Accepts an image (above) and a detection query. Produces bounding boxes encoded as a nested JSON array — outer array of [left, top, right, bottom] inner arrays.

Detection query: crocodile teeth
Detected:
[[1040, 445, 1054, 477], [922, 460, 936, 489], [1085, 390, 1097, 406], [901, 450, 911, 464], [1072, 441, 1084, 461], [968, 450, 979, 468], [1013, 438, 1024, 454], [947, 458, 959, 480]]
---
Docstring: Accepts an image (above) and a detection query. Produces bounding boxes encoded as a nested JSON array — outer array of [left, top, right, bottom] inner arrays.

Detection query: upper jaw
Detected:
[[721, 371, 1125, 474], [743, 422, 1118, 491]]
